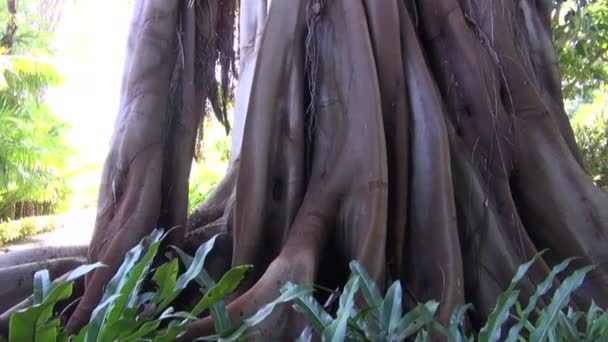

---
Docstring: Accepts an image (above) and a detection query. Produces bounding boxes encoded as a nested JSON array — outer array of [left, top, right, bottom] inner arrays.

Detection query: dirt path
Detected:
[[2, 208, 95, 253]]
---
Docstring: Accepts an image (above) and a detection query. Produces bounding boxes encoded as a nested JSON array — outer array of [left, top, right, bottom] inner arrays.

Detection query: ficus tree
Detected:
[[1, 0, 608, 340]]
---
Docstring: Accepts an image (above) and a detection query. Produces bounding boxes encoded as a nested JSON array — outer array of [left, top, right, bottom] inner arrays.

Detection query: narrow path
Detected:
[[2, 208, 95, 253]]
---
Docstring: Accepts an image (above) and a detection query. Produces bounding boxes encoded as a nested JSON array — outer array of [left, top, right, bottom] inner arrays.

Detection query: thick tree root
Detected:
[[0, 257, 85, 312], [398, 2, 464, 325], [186, 0, 608, 338], [362, 0, 410, 283], [0, 245, 87, 268], [185, 0, 390, 337], [7, 0, 603, 339]]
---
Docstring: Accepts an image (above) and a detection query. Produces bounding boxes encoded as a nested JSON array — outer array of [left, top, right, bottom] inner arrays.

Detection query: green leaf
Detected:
[[506, 257, 574, 341], [66, 262, 106, 281], [322, 276, 360, 342], [153, 258, 179, 303], [479, 252, 545, 342], [510, 252, 546, 288], [556, 309, 581, 341], [36, 280, 75, 323], [381, 281, 403, 340], [35, 318, 60, 341], [586, 307, 608, 339], [531, 265, 594, 342], [396, 301, 439, 340], [191, 265, 252, 316], [478, 290, 520, 342], [176, 235, 219, 290], [174, 243, 231, 333], [83, 293, 121, 342], [9, 281, 74, 342], [153, 320, 189, 342], [350, 305, 380, 340], [93, 229, 165, 341], [349, 261, 382, 306], [414, 328, 430, 342], [585, 301, 608, 338], [199, 283, 313, 341], [447, 304, 473, 342], [158, 235, 219, 312], [100, 237, 146, 300], [291, 286, 332, 335], [9, 307, 46, 342], [121, 320, 163, 341], [33, 269, 51, 305], [93, 319, 140, 342]]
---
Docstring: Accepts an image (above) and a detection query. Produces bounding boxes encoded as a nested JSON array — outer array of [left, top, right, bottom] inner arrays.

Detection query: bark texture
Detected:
[[1, 0, 607, 339]]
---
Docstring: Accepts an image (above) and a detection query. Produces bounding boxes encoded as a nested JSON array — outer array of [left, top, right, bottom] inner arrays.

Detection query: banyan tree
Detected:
[[1, 0, 607, 340]]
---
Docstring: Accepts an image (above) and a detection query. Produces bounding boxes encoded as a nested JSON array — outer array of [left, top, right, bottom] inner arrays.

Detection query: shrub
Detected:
[[573, 104, 608, 191], [6, 229, 255, 341], [7, 232, 607, 341], [0, 215, 62, 246], [188, 118, 231, 212], [188, 168, 222, 213]]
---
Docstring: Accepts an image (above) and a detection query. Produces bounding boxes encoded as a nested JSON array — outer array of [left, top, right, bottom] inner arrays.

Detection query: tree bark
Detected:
[[2, 0, 608, 340], [0, 246, 87, 268]]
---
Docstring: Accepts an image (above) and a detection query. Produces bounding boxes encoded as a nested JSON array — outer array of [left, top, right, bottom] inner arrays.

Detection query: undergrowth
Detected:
[[0, 215, 62, 247], [5, 230, 607, 341]]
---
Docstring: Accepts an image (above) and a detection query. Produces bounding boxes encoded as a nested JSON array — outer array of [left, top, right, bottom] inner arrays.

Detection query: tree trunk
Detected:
[[2, 0, 608, 339]]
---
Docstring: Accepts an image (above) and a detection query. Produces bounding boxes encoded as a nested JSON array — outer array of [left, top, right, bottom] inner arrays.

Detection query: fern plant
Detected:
[[6, 231, 606, 342], [7, 230, 252, 341]]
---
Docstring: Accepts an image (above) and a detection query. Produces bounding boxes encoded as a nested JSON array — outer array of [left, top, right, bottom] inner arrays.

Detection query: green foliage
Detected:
[[0, 215, 61, 246], [444, 257, 598, 342], [188, 121, 231, 212], [0, 55, 72, 218], [0, 0, 65, 54], [8, 229, 251, 341], [188, 169, 221, 213], [291, 262, 439, 342], [9, 263, 104, 341], [289, 257, 600, 342], [8, 231, 608, 341], [573, 107, 608, 190], [0, 1, 73, 220], [214, 138, 230, 163], [553, 0, 608, 100]]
